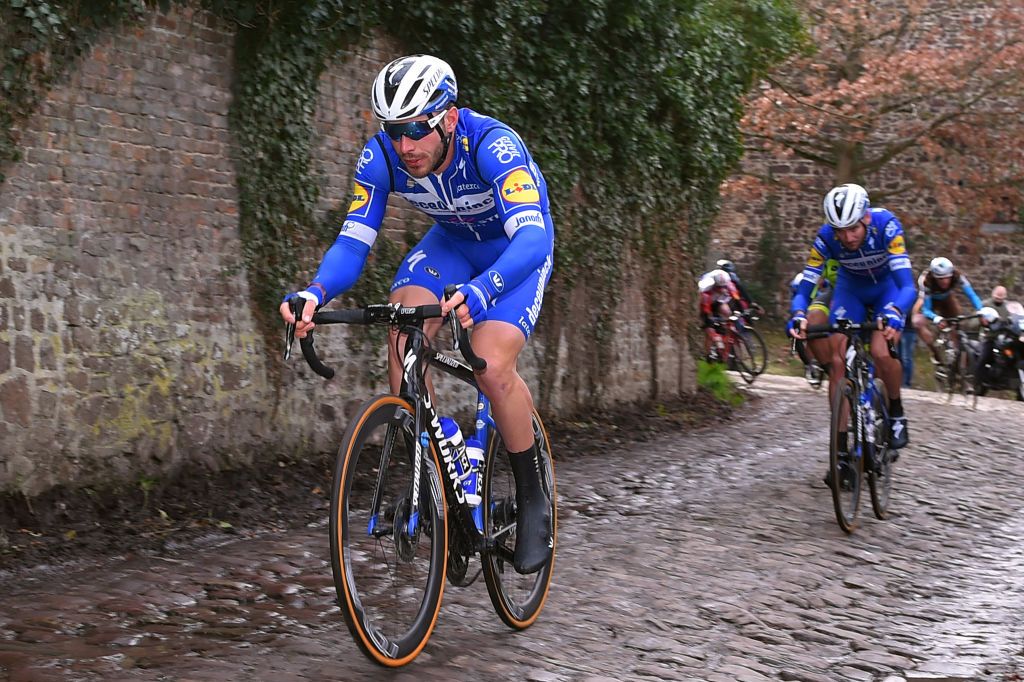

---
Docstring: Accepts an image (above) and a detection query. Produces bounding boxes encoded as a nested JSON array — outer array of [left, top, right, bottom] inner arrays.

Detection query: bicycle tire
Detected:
[[933, 336, 951, 394], [829, 378, 863, 533], [330, 394, 447, 667], [730, 332, 757, 384], [945, 347, 958, 399], [956, 345, 975, 400], [867, 378, 893, 520], [741, 326, 768, 375], [481, 410, 557, 629]]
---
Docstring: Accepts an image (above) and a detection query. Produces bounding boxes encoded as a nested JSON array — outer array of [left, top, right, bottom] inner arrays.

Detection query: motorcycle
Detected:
[[974, 301, 1024, 401]]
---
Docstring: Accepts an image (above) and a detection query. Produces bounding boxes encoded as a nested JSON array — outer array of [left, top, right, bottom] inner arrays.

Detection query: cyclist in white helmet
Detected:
[[281, 54, 555, 574], [789, 183, 917, 457], [699, 269, 748, 360], [911, 256, 984, 363]]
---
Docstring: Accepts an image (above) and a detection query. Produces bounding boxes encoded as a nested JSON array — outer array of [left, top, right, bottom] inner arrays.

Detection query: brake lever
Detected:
[[283, 298, 302, 361], [444, 284, 461, 351]]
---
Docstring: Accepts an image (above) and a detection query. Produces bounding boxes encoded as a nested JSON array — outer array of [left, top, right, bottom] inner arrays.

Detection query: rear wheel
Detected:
[[330, 395, 447, 667], [481, 411, 556, 629], [829, 378, 863, 533], [867, 378, 893, 519]]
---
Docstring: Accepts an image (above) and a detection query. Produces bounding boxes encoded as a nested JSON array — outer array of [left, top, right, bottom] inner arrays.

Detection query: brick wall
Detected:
[[0, 5, 693, 496]]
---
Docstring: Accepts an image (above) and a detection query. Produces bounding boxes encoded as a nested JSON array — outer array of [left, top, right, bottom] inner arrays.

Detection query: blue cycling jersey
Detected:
[[791, 208, 917, 317], [305, 108, 552, 306]]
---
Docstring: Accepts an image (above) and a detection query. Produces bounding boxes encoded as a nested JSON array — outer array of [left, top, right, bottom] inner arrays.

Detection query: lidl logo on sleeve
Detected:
[[500, 169, 540, 204], [807, 247, 825, 267], [888, 234, 906, 255], [348, 182, 370, 215]]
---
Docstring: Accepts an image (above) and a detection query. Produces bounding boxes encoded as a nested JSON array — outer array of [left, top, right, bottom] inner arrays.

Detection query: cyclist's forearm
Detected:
[[791, 277, 816, 314], [891, 268, 917, 316], [963, 283, 983, 310], [921, 295, 936, 321], [308, 236, 371, 304], [476, 224, 548, 298]]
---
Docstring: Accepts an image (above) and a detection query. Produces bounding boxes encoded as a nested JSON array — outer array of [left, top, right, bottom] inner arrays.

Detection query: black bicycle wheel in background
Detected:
[[867, 378, 893, 520], [481, 411, 556, 629], [933, 334, 953, 394], [946, 342, 963, 399], [741, 325, 768, 375], [330, 394, 447, 667], [731, 333, 758, 384], [829, 378, 863, 533], [956, 344, 975, 400]]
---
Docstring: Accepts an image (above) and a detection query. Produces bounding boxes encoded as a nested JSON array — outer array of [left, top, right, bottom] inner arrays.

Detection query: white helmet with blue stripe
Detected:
[[929, 257, 954, 278], [371, 55, 458, 122], [823, 183, 870, 229]]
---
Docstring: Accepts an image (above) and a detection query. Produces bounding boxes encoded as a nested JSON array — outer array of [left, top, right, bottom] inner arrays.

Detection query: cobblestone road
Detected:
[[2, 376, 1023, 681]]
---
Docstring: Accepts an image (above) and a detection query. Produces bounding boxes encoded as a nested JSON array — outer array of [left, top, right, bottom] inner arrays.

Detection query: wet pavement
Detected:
[[2, 375, 1023, 681]]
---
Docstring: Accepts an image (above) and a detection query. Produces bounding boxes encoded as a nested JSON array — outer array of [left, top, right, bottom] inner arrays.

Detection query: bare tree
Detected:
[[737, 0, 1024, 221]]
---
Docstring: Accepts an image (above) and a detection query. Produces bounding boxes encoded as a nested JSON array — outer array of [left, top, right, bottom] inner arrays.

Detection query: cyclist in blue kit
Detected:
[[789, 183, 917, 451], [280, 55, 554, 574]]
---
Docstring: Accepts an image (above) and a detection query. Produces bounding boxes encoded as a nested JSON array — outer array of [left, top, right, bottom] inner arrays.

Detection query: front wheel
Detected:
[[330, 395, 447, 667], [867, 378, 893, 519], [730, 332, 758, 384], [829, 378, 863, 533], [481, 411, 557, 629], [741, 325, 768, 375]]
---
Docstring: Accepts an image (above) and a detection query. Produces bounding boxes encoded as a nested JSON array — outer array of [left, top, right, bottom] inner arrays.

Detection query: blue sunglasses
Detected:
[[381, 109, 447, 141]]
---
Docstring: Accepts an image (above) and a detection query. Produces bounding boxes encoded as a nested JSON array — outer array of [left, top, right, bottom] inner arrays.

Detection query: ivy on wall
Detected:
[[1, 0, 804, 401]]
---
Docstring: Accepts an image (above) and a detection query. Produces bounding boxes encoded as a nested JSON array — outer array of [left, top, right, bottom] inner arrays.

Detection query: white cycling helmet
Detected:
[[823, 183, 870, 229], [372, 55, 458, 122], [929, 256, 954, 278], [711, 269, 731, 287]]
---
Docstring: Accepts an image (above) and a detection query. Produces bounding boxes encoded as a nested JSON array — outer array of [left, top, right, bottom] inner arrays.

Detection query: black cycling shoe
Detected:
[[509, 445, 552, 574], [889, 416, 909, 449]]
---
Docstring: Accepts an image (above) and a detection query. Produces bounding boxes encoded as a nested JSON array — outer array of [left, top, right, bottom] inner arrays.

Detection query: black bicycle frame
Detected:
[[395, 322, 498, 553]]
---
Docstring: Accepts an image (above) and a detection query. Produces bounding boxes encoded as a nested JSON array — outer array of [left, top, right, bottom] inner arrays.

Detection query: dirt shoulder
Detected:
[[0, 390, 743, 576]]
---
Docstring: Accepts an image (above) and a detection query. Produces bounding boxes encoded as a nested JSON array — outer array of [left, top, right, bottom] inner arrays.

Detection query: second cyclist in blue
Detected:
[[789, 183, 917, 451]]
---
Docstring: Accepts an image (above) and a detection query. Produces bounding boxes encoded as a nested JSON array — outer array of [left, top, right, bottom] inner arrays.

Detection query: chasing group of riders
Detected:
[[699, 182, 1022, 464]]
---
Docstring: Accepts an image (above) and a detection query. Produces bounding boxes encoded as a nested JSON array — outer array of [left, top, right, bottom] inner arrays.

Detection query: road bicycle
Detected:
[[931, 313, 980, 402], [807, 320, 896, 533], [285, 288, 556, 666], [708, 314, 759, 384]]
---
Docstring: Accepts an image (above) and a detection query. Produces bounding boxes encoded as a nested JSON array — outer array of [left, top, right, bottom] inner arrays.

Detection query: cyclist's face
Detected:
[[386, 109, 456, 178], [935, 275, 953, 290], [834, 217, 868, 250]]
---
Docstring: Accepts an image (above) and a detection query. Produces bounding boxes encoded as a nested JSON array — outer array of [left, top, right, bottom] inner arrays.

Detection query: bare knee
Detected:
[[475, 358, 518, 401]]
